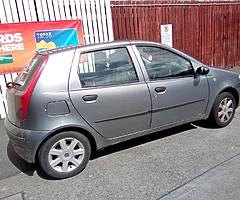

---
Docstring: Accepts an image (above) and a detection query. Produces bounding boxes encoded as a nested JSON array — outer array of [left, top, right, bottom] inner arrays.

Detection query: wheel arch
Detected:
[[206, 86, 239, 118], [219, 87, 239, 107], [35, 126, 98, 163]]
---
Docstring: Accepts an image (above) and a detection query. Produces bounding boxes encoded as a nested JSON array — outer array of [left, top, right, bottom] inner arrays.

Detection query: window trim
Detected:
[[77, 47, 140, 89], [135, 45, 195, 81], [71, 81, 145, 91]]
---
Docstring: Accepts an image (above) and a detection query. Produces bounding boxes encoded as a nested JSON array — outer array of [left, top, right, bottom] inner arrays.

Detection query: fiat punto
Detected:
[[5, 41, 240, 179]]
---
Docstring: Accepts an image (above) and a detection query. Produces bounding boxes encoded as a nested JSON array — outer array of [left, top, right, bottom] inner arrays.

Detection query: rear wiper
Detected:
[[6, 82, 21, 89]]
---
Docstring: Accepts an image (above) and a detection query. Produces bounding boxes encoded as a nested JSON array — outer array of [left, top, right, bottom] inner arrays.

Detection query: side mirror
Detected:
[[196, 66, 210, 75]]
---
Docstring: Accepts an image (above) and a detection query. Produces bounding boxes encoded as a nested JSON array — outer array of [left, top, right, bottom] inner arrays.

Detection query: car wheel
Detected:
[[38, 131, 91, 179], [209, 92, 236, 127]]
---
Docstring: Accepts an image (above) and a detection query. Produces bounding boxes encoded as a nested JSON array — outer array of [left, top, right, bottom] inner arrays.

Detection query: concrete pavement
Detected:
[[0, 108, 239, 200], [161, 149, 240, 200]]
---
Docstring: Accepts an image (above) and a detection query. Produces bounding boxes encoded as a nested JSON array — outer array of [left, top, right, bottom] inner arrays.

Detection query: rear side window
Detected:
[[15, 54, 47, 91], [77, 48, 139, 88]]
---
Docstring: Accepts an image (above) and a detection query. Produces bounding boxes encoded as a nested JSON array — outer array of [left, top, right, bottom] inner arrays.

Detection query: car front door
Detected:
[[133, 45, 209, 129], [69, 45, 151, 139]]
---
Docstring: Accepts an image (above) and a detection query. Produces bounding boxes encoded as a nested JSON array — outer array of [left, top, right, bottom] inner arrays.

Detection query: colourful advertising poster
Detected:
[[0, 20, 84, 74], [35, 29, 80, 51]]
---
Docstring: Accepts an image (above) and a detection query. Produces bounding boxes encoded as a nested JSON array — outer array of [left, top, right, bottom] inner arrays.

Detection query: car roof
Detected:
[[37, 40, 203, 67], [38, 40, 167, 55]]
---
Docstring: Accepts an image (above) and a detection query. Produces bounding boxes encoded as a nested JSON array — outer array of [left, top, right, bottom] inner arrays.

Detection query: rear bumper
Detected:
[[4, 118, 48, 163]]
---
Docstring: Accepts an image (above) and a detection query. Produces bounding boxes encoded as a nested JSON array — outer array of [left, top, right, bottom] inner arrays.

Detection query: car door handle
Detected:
[[82, 94, 98, 102], [155, 87, 167, 93]]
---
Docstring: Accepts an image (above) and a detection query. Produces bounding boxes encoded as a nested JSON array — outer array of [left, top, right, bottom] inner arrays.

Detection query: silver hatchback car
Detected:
[[5, 41, 240, 179]]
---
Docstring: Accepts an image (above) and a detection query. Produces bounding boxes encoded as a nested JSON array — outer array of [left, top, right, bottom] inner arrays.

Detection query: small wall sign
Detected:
[[161, 24, 173, 47]]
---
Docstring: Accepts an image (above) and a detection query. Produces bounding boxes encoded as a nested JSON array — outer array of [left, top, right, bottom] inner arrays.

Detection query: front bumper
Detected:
[[4, 118, 48, 163]]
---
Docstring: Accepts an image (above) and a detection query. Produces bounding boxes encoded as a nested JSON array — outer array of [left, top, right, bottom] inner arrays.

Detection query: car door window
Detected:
[[136, 46, 194, 80], [77, 48, 139, 88]]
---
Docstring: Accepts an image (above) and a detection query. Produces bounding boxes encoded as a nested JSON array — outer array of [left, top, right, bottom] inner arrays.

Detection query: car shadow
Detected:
[[7, 123, 197, 180], [192, 120, 220, 129], [91, 123, 197, 160], [7, 142, 57, 179], [7, 142, 36, 176]]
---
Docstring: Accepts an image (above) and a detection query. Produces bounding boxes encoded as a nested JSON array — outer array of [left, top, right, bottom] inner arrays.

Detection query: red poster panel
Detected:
[[0, 20, 84, 74]]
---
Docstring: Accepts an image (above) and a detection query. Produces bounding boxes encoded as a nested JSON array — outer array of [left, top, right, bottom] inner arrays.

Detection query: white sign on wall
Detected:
[[161, 24, 173, 47]]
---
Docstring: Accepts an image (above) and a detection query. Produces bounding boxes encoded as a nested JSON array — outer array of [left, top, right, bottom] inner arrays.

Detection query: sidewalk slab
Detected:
[[160, 153, 240, 200], [1, 193, 23, 200]]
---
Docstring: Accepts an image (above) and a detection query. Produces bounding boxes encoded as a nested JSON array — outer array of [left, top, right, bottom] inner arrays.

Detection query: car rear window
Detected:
[[77, 48, 139, 88], [15, 54, 47, 91]]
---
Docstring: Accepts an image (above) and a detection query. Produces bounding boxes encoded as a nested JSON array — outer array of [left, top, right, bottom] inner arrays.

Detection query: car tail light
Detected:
[[20, 57, 48, 120]]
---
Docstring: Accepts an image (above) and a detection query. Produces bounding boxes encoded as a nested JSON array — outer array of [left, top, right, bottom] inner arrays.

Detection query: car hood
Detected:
[[207, 66, 240, 89], [209, 66, 239, 78]]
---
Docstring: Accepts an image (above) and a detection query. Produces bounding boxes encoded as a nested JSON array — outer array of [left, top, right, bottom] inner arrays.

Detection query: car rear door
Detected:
[[132, 45, 209, 129], [69, 44, 151, 139]]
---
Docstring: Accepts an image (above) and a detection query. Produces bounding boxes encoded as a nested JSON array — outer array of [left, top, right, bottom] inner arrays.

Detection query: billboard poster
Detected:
[[0, 20, 84, 74]]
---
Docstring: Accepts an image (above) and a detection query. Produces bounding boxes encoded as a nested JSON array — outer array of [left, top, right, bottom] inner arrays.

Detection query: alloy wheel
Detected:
[[218, 97, 234, 123], [48, 138, 85, 173]]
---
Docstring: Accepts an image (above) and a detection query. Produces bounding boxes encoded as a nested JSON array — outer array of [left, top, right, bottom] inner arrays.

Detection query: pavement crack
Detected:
[[157, 151, 240, 200]]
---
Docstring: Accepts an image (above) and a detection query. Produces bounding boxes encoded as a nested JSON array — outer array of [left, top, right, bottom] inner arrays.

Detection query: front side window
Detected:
[[137, 46, 194, 81], [77, 48, 138, 88]]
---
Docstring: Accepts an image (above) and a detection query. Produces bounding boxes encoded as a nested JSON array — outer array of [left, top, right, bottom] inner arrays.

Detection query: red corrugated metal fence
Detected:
[[111, 1, 240, 68]]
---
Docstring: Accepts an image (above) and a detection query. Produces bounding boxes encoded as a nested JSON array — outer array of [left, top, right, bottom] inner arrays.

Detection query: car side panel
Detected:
[[69, 84, 151, 139], [131, 45, 209, 127], [68, 46, 152, 139], [205, 67, 240, 117], [23, 49, 105, 146], [147, 76, 209, 128]]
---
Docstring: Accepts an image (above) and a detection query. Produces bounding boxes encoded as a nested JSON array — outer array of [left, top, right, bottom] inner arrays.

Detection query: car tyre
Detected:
[[208, 92, 236, 127], [38, 131, 91, 179]]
